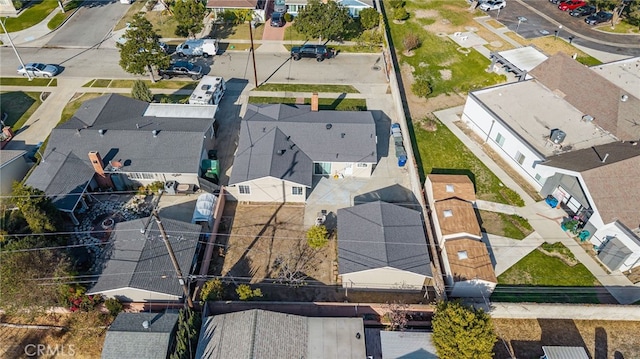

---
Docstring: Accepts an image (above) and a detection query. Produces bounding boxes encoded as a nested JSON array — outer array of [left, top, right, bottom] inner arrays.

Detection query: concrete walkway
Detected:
[[486, 302, 640, 321], [0, 7, 60, 47]]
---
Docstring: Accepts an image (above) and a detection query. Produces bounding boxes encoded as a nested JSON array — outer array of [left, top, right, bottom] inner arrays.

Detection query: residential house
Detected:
[[425, 174, 497, 297], [87, 216, 202, 302], [102, 310, 179, 359], [0, 149, 30, 195], [25, 94, 217, 224], [460, 54, 640, 271], [206, 0, 266, 21], [269, 0, 373, 17], [379, 331, 438, 359], [195, 309, 366, 359], [337, 201, 432, 290], [536, 142, 640, 272], [228, 101, 377, 203]]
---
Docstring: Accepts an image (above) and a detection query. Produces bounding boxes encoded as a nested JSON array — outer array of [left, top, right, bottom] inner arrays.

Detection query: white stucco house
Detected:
[[460, 54, 640, 272], [228, 101, 378, 203], [337, 201, 432, 290]]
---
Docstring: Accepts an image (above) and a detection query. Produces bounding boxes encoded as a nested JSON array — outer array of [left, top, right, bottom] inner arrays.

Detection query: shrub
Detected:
[[284, 12, 293, 22], [388, 0, 405, 9], [131, 80, 153, 102], [356, 28, 384, 50], [200, 279, 225, 301], [306, 225, 329, 249], [359, 8, 380, 30], [12, 0, 24, 10], [403, 33, 420, 52], [394, 7, 409, 21], [105, 298, 123, 317], [236, 284, 263, 301], [146, 0, 159, 11], [412, 76, 432, 98]]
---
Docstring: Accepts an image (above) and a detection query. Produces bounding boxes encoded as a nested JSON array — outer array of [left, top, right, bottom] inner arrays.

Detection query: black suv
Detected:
[[291, 44, 331, 62], [158, 61, 203, 80], [585, 11, 613, 25]]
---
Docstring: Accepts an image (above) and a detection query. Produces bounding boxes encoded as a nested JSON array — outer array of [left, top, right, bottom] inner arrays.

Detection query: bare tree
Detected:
[[272, 240, 320, 287], [385, 301, 411, 331]]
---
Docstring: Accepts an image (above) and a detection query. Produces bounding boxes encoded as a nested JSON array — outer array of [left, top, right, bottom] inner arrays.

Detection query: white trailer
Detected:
[[175, 39, 218, 58], [189, 76, 226, 105]]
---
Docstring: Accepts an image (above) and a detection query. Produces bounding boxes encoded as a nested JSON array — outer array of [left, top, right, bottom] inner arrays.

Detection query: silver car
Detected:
[[17, 63, 58, 77]]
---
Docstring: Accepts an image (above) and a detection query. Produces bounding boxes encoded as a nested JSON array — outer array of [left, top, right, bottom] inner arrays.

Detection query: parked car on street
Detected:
[[158, 61, 203, 80], [290, 44, 331, 62], [175, 39, 217, 58], [270, 12, 285, 27], [585, 11, 613, 25], [549, 0, 565, 4], [558, 0, 586, 11], [479, 0, 506, 11], [570, 5, 596, 17], [16, 63, 58, 77]]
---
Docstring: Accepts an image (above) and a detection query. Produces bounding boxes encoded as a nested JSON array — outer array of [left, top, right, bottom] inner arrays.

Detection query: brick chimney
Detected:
[[311, 93, 319, 112], [88, 151, 113, 189]]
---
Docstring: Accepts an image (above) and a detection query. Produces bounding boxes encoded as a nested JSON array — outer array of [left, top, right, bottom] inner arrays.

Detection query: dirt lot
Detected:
[[493, 318, 640, 359], [0, 312, 109, 359]]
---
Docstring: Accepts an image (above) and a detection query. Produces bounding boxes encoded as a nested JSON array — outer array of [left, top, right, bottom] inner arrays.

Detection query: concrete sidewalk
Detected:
[[486, 302, 640, 321]]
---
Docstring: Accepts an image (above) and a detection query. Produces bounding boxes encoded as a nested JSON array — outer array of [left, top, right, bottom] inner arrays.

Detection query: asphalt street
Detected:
[[0, 47, 386, 85], [46, 0, 130, 48], [485, 0, 640, 56]]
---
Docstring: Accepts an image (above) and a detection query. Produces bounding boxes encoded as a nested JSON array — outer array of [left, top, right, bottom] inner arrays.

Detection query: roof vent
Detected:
[[550, 129, 566, 144], [582, 115, 594, 122], [621, 94, 629, 102], [326, 124, 332, 130], [152, 129, 159, 137], [136, 123, 140, 129], [98, 129, 105, 136], [142, 320, 149, 329], [277, 149, 286, 155], [341, 133, 345, 138]]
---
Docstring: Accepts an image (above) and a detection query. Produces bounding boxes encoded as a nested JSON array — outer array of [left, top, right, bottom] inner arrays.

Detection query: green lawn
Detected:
[[106, 79, 197, 90], [595, 20, 640, 34], [153, 94, 189, 103], [255, 84, 359, 93], [114, 1, 147, 31], [415, 120, 524, 206], [211, 22, 264, 41], [0, 77, 56, 86], [0, 92, 42, 131], [249, 97, 367, 111], [479, 210, 533, 240], [0, 1, 59, 33], [144, 10, 179, 39], [386, 0, 505, 97], [492, 242, 603, 303], [47, 0, 82, 30]]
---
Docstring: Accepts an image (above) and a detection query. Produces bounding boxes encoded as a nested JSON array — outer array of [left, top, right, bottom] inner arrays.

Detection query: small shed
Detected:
[[192, 193, 217, 228], [541, 346, 589, 359]]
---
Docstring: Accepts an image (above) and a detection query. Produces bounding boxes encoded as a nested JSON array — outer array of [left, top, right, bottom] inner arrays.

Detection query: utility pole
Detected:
[[1, 17, 31, 81], [152, 210, 194, 308], [248, 21, 258, 87]]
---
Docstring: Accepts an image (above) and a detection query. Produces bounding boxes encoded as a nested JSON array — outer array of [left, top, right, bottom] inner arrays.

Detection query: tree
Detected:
[[105, 298, 124, 317], [11, 183, 61, 233], [199, 278, 225, 301], [394, 7, 410, 21], [412, 76, 432, 98], [236, 284, 263, 300], [117, 13, 170, 82], [432, 301, 497, 359], [170, 308, 201, 359], [356, 28, 384, 51], [384, 301, 410, 331], [388, 0, 405, 8], [306, 225, 328, 249], [403, 33, 420, 52], [292, 0, 353, 42], [359, 8, 380, 30], [173, 0, 207, 37], [132, 80, 153, 102]]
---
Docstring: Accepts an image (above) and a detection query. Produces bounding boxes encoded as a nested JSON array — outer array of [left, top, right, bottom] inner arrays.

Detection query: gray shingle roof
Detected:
[[230, 104, 377, 185], [196, 309, 307, 359], [25, 94, 214, 211], [102, 311, 179, 359], [88, 217, 201, 297], [337, 201, 432, 276], [598, 237, 633, 271]]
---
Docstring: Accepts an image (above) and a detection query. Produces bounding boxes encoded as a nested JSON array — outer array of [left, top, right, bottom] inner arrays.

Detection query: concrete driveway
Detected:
[[46, 0, 130, 48]]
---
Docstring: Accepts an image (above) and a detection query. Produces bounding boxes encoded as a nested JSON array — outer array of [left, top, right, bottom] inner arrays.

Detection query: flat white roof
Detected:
[[144, 103, 217, 118], [590, 57, 640, 96], [473, 80, 616, 156], [307, 317, 366, 359], [498, 46, 548, 72], [380, 331, 437, 359]]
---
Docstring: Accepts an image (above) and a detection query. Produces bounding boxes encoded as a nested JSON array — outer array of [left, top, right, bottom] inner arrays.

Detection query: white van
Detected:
[[175, 39, 218, 58]]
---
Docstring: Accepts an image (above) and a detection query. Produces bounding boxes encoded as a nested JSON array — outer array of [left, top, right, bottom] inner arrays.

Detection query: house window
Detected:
[[357, 163, 368, 168], [446, 184, 455, 192], [495, 133, 505, 147], [443, 209, 453, 217], [535, 174, 546, 185], [458, 251, 468, 260], [314, 162, 332, 175], [292, 186, 303, 195], [238, 185, 250, 194], [515, 151, 525, 165]]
